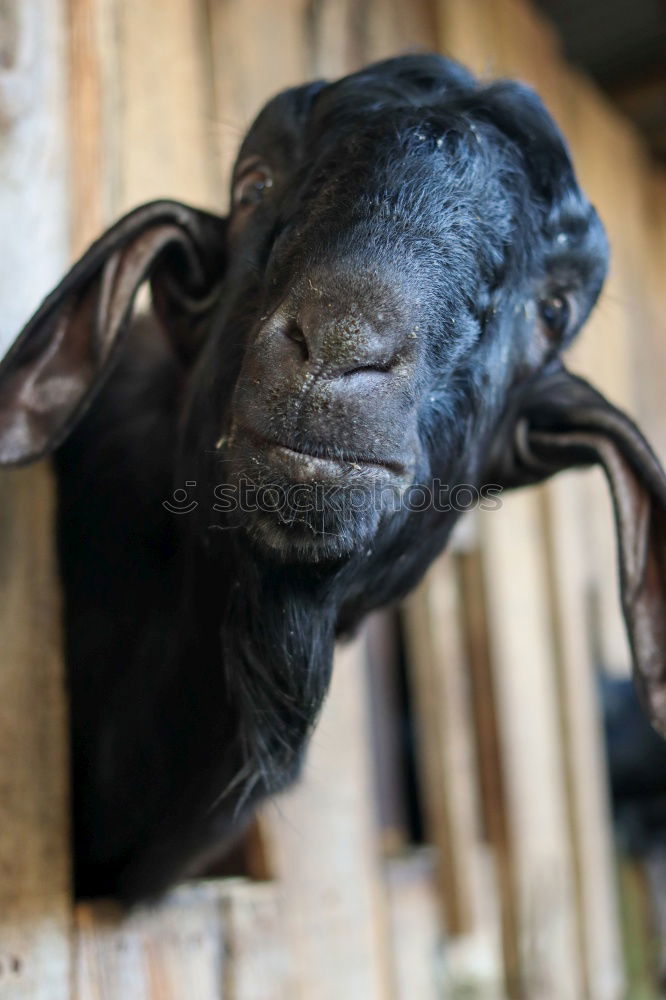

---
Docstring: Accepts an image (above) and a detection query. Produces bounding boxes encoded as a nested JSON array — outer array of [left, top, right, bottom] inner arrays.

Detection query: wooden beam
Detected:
[[0, 465, 72, 1000], [0, 1, 72, 997], [75, 880, 291, 1000], [258, 637, 393, 1000]]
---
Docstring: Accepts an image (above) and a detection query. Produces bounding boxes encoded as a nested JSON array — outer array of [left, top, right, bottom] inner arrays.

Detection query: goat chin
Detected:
[[239, 485, 395, 564]]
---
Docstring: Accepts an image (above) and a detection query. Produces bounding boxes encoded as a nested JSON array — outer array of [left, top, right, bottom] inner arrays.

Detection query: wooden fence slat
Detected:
[[0, 1, 72, 997], [487, 7, 628, 994], [456, 546, 522, 998], [364, 0, 437, 64], [403, 559, 504, 995], [67, 0, 105, 256], [479, 489, 584, 999], [75, 881, 290, 1000], [0, 464, 72, 1000], [642, 172, 666, 458], [221, 881, 291, 1000], [259, 637, 393, 1000], [75, 885, 225, 1000], [111, 0, 221, 212], [207, 0, 310, 195], [383, 851, 442, 1000], [542, 478, 625, 999], [0, 0, 71, 355]]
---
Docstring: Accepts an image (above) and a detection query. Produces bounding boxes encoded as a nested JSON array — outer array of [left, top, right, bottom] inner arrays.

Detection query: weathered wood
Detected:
[[0, 0, 69, 343], [641, 171, 666, 458], [541, 479, 625, 1000], [110, 0, 221, 212], [490, 7, 627, 992], [383, 850, 442, 1000], [75, 886, 226, 1000], [403, 557, 506, 997], [0, 1, 72, 997], [457, 547, 522, 999], [260, 637, 392, 1000], [75, 880, 290, 1000], [222, 880, 291, 1000], [208, 0, 309, 194], [0, 0, 70, 355], [0, 465, 71, 1000], [479, 489, 584, 999], [564, 72, 643, 680], [67, 0, 105, 255]]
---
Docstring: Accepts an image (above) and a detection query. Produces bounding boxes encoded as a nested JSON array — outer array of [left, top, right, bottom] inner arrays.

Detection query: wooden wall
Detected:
[[1, 0, 665, 997]]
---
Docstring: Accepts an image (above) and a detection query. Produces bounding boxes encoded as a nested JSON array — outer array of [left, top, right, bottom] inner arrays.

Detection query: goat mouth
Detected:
[[239, 428, 406, 479]]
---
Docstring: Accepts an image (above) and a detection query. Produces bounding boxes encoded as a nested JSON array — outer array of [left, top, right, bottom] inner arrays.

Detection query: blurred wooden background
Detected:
[[1, 0, 665, 997]]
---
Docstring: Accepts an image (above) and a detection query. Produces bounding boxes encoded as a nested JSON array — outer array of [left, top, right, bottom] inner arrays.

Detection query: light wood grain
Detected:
[[75, 880, 291, 1000], [0, 464, 72, 1000], [75, 886, 225, 1000], [0, 0, 70, 353], [403, 559, 504, 989], [0, 2, 73, 997], [259, 637, 392, 1000], [384, 851, 443, 1000]]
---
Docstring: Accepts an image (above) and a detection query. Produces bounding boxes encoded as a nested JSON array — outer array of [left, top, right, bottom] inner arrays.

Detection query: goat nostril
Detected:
[[284, 319, 309, 361]]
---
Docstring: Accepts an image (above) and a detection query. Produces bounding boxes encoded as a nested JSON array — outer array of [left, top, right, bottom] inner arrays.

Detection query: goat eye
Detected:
[[539, 293, 571, 339], [232, 164, 274, 209]]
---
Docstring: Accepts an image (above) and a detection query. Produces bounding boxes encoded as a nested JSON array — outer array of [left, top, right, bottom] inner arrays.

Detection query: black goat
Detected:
[[1, 55, 666, 903]]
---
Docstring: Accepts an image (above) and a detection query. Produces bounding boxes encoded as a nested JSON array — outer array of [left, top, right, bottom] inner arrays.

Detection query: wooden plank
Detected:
[[563, 75, 645, 679], [94, 0, 221, 216], [488, 7, 627, 994], [616, 859, 660, 1000], [541, 479, 625, 1000], [0, 463, 72, 1000], [440, 7, 635, 997], [364, 0, 437, 63], [0, 1, 72, 997], [259, 636, 392, 1000], [456, 547, 522, 999], [207, 0, 309, 194], [641, 171, 666, 458], [479, 488, 583, 1000], [438, 6, 583, 997], [222, 880, 291, 1000], [0, 0, 71, 353], [75, 880, 290, 1000], [68, 0, 224, 227], [435, 0, 501, 79], [403, 558, 504, 994], [67, 0, 105, 255], [75, 886, 226, 1000], [383, 850, 443, 1000]]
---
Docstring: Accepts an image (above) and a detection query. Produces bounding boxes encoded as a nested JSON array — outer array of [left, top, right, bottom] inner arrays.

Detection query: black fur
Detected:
[[54, 55, 608, 902]]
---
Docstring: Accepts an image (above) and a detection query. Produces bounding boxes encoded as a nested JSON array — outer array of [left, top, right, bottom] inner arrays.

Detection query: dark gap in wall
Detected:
[[364, 609, 426, 850], [198, 816, 273, 881]]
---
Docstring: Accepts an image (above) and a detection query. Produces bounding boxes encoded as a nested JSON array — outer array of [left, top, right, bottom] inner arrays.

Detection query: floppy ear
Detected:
[[484, 363, 666, 737], [0, 199, 227, 466]]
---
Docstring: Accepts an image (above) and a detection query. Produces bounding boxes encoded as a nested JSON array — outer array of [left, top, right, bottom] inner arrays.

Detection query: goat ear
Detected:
[[0, 200, 227, 466], [484, 363, 666, 737]]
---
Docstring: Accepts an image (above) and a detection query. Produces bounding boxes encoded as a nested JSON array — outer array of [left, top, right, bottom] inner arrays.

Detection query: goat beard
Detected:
[[214, 551, 339, 816]]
